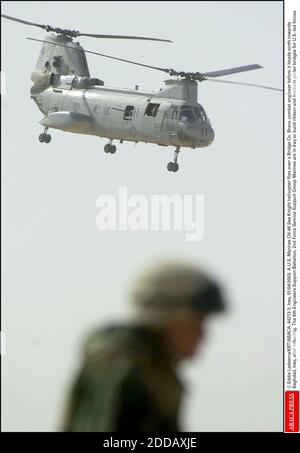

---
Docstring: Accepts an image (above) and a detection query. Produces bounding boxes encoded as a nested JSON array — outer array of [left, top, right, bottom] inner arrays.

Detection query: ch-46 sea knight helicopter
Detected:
[[2, 14, 282, 172]]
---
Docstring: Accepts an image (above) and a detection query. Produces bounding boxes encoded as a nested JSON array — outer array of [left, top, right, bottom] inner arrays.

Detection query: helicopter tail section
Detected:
[[31, 34, 90, 95]]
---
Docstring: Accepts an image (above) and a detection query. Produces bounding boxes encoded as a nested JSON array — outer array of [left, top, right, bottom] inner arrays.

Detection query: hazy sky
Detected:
[[2, 1, 283, 431]]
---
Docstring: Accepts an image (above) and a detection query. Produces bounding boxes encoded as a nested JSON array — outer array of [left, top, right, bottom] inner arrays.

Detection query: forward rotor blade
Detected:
[[27, 38, 170, 73], [1, 13, 45, 29], [79, 32, 172, 43], [205, 77, 283, 92], [202, 64, 263, 78]]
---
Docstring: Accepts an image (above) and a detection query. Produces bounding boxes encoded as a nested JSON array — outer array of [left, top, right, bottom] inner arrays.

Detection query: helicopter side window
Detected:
[[123, 105, 134, 120], [145, 103, 160, 117]]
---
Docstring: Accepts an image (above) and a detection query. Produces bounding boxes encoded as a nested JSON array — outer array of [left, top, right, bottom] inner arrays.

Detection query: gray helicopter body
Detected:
[[2, 13, 280, 171], [31, 35, 214, 150]]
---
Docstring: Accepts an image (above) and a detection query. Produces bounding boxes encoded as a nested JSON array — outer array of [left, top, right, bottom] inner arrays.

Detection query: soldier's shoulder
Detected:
[[81, 324, 151, 367]]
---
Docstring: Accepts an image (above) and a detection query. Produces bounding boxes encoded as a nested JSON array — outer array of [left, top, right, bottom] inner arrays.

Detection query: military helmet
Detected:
[[130, 260, 226, 323]]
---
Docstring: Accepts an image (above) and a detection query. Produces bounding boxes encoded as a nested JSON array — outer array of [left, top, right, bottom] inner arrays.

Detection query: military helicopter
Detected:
[[2, 14, 282, 172]]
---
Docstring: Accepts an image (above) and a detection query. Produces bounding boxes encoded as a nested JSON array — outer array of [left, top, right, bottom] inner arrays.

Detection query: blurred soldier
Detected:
[[62, 260, 226, 432]]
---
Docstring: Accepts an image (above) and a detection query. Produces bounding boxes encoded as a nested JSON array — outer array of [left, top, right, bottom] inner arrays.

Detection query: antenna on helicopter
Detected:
[[27, 37, 283, 92], [1, 13, 173, 42]]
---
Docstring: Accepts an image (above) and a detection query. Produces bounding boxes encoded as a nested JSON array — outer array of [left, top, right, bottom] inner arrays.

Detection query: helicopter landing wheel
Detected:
[[39, 127, 51, 144], [104, 143, 117, 154], [44, 134, 51, 144], [39, 133, 51, 143], [167, 162, 179, 172], [167, 147, 180, 172]]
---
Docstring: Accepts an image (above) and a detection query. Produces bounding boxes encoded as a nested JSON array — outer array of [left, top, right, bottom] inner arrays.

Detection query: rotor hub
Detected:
[[44, 25, 80, 38], [168, 69, 206, 82]]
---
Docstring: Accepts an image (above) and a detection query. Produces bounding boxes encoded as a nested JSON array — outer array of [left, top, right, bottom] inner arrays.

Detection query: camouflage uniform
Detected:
[[63, 261, 225, 432], [63, 324, 183, 432]]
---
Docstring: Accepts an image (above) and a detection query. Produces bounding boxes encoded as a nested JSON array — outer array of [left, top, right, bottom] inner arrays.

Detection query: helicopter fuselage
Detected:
[[33, 77, 215, 149], [1, 17, 279, 172]]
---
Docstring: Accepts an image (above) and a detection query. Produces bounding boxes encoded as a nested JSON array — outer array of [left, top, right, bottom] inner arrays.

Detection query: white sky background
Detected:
[[2, 1, 283, 431]]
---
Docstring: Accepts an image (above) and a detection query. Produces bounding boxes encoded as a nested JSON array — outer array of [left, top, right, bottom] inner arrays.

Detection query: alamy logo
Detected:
[[96, 187, 204, 241]]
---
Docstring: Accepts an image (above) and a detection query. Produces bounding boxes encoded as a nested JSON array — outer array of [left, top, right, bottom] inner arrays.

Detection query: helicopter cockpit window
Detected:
[[193, 107, 201, 122], [179, 106, 196, 122], [145, 103, 160, 117], [124, 105, 134, 120], [193, 106, 207, 123], [171, 110, 178, 120]]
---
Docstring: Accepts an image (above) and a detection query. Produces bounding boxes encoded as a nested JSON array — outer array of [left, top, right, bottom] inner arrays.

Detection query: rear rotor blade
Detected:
[[205, 77, 283, 92], [27, 37, 170, 73], [1, 13, 45, 30], [2, 13, 172, 42]]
